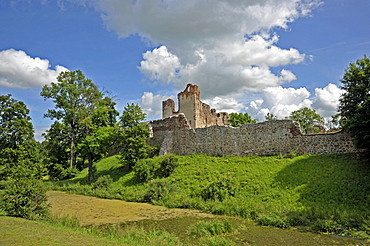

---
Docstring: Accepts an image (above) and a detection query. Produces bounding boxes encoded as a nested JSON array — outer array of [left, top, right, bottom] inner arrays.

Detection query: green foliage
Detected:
[[0, 94, 34, 150], [52, 153, 370, 239], [1, 178, 48, 219], [228, 112, 256, 127], [339, 55, 370, 150], [133, 154, 179, 182], [118, 103, 151, 169], [188, 219, 234, 237], [41, 70, 119, 177], [265, 112, 278, 121], [289, 107, 324, 134], [92, 175, 113, 190], [0, 95, 48, 220], [143, 179, 175, 203], [133, 158, 160, 182], [200, 176, 238, 202], [199, 236, 236, 246], [311, 219, 343, 233], [256, 216, 291, 229], [156, 154, 179, 178]]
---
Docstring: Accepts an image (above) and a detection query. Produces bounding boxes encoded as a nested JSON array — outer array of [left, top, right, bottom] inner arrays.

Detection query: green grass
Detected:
[[0, 215, 182, 246], [49, 153, 370, 240]]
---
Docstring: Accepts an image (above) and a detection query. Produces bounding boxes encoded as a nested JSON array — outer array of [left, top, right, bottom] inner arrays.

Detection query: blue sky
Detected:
[[1, 0, 369, 141]]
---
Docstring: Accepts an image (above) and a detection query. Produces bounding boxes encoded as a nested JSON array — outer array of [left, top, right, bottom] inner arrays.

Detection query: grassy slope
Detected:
[[53, 153, 370, 238], [0, 216, 122, 246]]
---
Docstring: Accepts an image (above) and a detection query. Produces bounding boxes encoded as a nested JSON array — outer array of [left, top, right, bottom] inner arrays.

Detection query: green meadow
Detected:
[[50, 153, 370, 241]]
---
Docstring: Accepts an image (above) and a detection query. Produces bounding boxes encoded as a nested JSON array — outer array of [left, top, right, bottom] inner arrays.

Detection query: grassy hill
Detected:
[[51, 153, 370, 240]]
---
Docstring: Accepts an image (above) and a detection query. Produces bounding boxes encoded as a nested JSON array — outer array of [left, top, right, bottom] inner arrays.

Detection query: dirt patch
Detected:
[[47, 191, 216, 225]]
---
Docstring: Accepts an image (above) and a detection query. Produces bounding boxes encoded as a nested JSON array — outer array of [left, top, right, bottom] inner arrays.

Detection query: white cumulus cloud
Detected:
[[246, 84, 343, 122], [246, 86, 312, 121], [140, 91, 172, 119], [93, 0, 321, 98], [312, 83, 344, 118], [0, 49, 68, 89]]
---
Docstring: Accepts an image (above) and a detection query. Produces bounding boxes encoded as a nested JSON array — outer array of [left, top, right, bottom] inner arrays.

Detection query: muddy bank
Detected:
[[47, 191, 216, 225]]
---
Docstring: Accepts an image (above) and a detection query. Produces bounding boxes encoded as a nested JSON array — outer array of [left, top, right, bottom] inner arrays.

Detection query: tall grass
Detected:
[[48, 153, 370, 239]]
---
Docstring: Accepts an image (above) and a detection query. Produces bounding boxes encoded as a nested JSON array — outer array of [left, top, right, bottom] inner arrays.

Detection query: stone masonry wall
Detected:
[[147, 113, 190, 147], [153, 120, 358, 156]]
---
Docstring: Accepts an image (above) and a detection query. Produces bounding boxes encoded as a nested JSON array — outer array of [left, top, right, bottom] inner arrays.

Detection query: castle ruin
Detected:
[[162, 84, 229, 129], [148, 84, 358, 156]]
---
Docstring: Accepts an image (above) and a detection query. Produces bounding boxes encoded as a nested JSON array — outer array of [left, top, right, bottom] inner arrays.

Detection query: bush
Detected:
[[144, 179, 174, 203], [312, 219, 343, 233], [133, 155, 179, 182], [199, 236, 236, 246], [188, 219, 234, 237], [133, 158, 159, 182], [1, 178, 48, 219], [92, 175, 113, 190], [200, 176, 238, 202], [256, 216, 291, 229], [156, 154, 179, 178]]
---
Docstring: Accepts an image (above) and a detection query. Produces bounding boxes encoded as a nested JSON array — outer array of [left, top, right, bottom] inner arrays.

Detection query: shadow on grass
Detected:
[[274, 154, 370, 223]]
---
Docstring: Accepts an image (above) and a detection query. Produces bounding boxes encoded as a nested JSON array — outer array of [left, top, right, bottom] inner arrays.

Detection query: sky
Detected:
[[1, 0, 369, 141]]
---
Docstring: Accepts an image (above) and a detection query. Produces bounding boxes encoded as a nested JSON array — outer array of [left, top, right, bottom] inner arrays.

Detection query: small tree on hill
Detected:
[[118, 104, 151, 169]]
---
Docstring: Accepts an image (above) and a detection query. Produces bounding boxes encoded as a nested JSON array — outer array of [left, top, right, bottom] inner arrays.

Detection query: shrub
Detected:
[[144, 179, 174, 203], [92, 175, 113, 190], [134, 155, 179, 182], [1, 178, 48, 219], [200, 176, 238, 202], [133, 158, 159, 182], [62, 166, 80, 180], [199, 236, 236, 246], [256, 216, 291, 229], [156, 154, 179, 178], [312, 219, 343, 233], [188, 219, 234, 237]]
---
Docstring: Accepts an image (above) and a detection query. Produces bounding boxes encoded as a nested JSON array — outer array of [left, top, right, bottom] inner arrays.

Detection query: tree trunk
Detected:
[[88, 153, 94, 182], [69, 137, 75, 168]]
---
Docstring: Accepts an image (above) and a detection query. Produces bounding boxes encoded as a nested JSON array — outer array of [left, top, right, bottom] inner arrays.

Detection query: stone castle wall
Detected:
[[149, 118, 358, 156]]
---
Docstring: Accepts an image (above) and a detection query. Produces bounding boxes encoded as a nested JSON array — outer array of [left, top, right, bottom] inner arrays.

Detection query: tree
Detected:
[[118, 103, 151, 169], [289, 107, 324, 134], [228, 112, 256, 127], [339, 55, 370, 150], [0, 94, 48, 219], [265, 112, 278, 121], [41, 70, 118, 171], [77, 96, 118, 181], [42, 121, 71, 179]]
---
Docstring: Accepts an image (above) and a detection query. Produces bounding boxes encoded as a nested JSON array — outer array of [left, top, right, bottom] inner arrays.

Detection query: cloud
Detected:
[[139, 46, 181, 83], [140, 91, 171, 119], [94, 0, 321, 97], [246, 86, 312, 121], [312, 83, 344, 118], [203, 96, 245, 114], [0, 49, 68, 89], [246, 84, 343, 122]]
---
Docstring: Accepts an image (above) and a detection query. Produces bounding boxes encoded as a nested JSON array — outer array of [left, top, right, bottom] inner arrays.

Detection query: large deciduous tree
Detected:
[[339, 55, 370, 151], [289, 107, 324, 134], [41, 70, 118, 180]]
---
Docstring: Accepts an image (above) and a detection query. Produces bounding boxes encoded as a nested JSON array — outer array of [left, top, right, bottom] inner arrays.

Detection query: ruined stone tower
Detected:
[[162, 84, 229, 129]]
